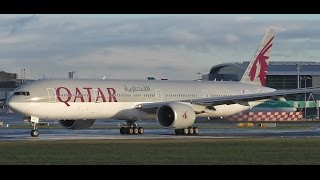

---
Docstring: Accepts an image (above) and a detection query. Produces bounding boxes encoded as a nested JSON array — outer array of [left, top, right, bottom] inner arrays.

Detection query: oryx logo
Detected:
[[249, 36, 274, 86], [183, 111, 187, 119]]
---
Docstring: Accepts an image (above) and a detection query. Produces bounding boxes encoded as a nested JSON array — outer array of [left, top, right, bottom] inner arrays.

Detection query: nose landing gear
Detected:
[[26, 116, 40, 137]]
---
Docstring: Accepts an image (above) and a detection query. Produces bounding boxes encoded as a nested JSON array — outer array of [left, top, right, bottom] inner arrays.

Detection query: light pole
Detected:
[[296, 64, 301, 113], [301, 76, 311, 119], [297, 63, 300, 89], [21, 68, 26, 83]]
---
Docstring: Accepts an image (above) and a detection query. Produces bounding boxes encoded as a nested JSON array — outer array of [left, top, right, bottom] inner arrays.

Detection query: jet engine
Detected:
[[59, 119, 96, 129], [156, 102, 196, 129]]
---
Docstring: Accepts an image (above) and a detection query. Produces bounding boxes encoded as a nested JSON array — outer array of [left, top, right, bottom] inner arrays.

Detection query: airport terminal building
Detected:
[[202, 61, 320, 100], [0, 70, 34, 106], [0, 71, 17, 106]]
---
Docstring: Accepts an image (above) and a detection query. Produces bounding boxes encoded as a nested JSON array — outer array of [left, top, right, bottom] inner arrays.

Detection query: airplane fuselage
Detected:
[[7, 79, 275, 121]]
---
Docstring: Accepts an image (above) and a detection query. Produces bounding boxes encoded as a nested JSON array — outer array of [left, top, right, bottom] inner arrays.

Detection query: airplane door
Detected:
[[47, 88, 56, 103], [203, 90, 209, 98], [155, 89, 162, 101]]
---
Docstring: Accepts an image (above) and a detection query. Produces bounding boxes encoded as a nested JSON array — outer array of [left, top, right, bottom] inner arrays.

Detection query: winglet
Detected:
[[240, 29, 275, 86]]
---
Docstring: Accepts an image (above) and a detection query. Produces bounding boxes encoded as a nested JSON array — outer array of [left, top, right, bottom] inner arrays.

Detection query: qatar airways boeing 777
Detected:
[[7, 29, 320, 137]]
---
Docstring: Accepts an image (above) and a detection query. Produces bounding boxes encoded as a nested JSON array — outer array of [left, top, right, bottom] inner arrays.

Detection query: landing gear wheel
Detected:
[[30, 130, 39, 137], [183, 128, 189, 135], [120, 127, 127, 135], [138, 127, 144, 134], [133, 127, 139, 134], [193, 127, 199, 135], [188, 127, 194, 135], [127, 127, 134, 134]]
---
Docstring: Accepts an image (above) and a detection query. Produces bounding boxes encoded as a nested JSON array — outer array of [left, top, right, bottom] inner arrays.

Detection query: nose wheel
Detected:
[[31, 129, 39, 137]]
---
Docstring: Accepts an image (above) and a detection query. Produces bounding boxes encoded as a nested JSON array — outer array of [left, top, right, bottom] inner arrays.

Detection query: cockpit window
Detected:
[[14, 91, 30, 96]]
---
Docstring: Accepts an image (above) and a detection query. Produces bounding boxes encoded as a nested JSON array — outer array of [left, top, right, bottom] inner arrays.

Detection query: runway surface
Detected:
[[1, 112, 320, 141], [1, 127, 320, 141]]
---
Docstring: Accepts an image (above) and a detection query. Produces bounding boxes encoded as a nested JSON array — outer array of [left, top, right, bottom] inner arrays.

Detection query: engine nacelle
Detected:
[[59, 119, 96, 129], [156, 102, 196, 129]]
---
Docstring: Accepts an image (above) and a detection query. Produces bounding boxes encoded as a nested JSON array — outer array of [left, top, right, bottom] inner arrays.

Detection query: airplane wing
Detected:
[[190, 87, 320, 106], [136, 87, 320, 112]]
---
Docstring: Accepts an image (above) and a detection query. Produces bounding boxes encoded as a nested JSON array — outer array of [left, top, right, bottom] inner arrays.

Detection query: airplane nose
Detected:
[[6, 97, 17, 112], [6, 97, 13, 109], [6, 96, 27, 115]]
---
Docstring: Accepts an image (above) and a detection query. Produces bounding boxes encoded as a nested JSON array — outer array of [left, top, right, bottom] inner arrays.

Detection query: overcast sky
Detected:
[[1, 14, 320, 80]]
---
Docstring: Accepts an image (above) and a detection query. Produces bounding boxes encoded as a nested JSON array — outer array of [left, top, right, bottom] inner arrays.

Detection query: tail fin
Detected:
[[240, 28, 275, 86]]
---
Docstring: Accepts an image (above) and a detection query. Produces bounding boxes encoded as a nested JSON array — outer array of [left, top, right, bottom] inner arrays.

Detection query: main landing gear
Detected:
[[175, 127, 199, 135], [120, 120, 144, 135]]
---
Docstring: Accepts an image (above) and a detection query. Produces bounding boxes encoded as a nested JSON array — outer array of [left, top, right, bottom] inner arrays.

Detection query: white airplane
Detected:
[[7, 29, 320, 137]]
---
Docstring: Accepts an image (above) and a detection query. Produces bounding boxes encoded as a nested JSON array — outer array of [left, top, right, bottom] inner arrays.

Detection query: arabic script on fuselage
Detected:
[[124, 85, 150, 93]]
